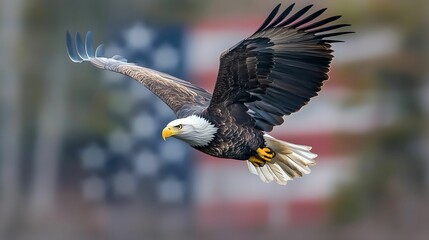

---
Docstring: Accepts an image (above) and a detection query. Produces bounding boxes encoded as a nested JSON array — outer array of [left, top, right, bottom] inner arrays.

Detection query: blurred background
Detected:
[[1, 0, 428, 239]]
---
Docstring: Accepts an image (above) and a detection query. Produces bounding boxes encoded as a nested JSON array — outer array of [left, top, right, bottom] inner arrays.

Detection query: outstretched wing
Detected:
[[208, 4, 352, 131], [67, 31, 212, 115]]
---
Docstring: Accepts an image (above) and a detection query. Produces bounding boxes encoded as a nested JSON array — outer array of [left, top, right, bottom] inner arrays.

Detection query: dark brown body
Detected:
[[182, 104, 265, 160]]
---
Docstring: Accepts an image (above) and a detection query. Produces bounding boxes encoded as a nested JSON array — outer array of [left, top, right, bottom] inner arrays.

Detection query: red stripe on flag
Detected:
[[196, 199, 329, 228], [287, 199, 328, 225], [197, 201, 269, 229], [190, 70, 217, 92]]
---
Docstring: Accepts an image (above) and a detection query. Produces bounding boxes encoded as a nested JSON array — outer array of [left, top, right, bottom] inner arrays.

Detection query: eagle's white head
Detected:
[[162, 115, 218, 147]]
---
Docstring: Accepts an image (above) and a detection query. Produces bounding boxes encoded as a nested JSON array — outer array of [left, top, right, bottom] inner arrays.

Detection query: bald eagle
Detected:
[[67, 3, 351, 185]]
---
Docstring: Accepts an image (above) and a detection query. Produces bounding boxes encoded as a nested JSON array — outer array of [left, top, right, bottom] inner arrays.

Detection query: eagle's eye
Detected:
[[176, 124, 183, 130]]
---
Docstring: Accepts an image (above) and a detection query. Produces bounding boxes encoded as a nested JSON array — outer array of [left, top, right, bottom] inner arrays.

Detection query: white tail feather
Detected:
[[247, 134, 317, 185]]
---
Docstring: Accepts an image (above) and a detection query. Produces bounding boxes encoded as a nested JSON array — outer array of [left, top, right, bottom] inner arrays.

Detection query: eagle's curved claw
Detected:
[[249, 147, 276, 167], [256, 147, 276, 161]]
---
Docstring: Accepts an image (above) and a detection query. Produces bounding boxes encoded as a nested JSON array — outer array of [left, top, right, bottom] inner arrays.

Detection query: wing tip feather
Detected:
[[254, 4, 352, 42], [66, 31, 134, 68]]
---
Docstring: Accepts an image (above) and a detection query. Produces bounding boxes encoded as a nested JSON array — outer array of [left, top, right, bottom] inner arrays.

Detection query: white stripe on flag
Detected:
[[186, 28, 250, 73]]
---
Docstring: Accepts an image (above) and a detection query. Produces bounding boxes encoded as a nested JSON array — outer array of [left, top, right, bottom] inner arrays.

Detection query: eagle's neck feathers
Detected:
[[173, 115, 218, 147]]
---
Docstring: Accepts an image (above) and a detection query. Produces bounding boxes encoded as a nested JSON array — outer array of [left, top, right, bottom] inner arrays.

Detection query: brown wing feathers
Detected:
[[209, 3, 352, 131]]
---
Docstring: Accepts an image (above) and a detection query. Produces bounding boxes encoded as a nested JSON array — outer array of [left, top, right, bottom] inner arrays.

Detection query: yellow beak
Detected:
[[162, 126, 174, 140]]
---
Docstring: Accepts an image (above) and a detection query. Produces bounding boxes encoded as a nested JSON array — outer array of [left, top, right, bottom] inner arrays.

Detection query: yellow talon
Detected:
[[249, 147, 276, 167], [256, 147, 275, 161]]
